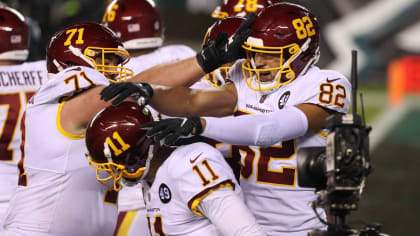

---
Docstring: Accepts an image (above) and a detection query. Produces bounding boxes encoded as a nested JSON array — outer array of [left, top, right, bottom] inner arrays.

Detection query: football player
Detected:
[[85, 101, 266, 236], [100, 3, 352, 235], [0, 6, 48, 230], [102, 1, 205, 234], [1, 22, 141, 235], [102, 0, 196, 76]]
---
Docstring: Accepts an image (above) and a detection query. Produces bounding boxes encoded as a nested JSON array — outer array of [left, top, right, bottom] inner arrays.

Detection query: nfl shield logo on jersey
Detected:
[[278, 91, 291, 109]]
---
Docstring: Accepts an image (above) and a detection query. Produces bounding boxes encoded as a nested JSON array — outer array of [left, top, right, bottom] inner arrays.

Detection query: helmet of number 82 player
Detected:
[[102, 0, 163, 50], [211, 0, 284, 18], [46, 22, 133, 82], [202, 16, 245, 87], [0, 6, 29, 61], [85, 102, 159, 191], [242, 3, 320, 94]]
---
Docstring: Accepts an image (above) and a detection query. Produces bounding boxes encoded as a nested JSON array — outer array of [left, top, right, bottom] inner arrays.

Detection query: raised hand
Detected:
[[196, 12, 256, 73]]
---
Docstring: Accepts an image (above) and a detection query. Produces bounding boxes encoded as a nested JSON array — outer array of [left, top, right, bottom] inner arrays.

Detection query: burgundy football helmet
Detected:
[[102, 0, 163, 50], [212, 0, 283, 19], [46, 22, 133, 81], [203, 16, 245, 87], [0, 6, 29, 61], [86, 101, 158, 191], [242, 2, 320, 93]]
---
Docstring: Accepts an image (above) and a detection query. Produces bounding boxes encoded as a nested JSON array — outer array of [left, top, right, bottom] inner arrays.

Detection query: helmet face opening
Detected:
[[242, 41, 301, 91], [85, 46, 133, 82], [241, 3, 320, 93]]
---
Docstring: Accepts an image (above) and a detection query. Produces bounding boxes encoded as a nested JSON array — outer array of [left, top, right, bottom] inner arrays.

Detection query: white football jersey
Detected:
[[143, 142, 242, 236], [228, 60, 351, 235], [0, 60, 48, 229], [125, 45, 196, 75], [3, 66, 118, 235]]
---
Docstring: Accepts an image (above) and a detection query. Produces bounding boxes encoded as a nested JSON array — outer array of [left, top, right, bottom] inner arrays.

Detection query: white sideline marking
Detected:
[[369, 103, 411, 152]]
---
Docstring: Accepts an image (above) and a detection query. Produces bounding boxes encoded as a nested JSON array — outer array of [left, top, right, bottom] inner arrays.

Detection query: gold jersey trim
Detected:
[[115, 211, 138, 236], [188, 180, 235, 216], [56, 101, 85, 139]]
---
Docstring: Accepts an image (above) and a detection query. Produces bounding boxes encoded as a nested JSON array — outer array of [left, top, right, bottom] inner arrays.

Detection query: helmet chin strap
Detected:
[[68, 45, 95, 68]]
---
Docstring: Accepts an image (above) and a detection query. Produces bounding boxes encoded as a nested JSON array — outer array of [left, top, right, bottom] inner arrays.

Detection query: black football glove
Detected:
[[196, 12, 256, 73], [140, 117, 203, 146], [100, 82, 153, 106]]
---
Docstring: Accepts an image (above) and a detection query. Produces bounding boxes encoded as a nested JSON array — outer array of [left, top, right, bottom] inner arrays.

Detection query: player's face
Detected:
[[94, 54, 122, 80], [253, 52, 282, 82]]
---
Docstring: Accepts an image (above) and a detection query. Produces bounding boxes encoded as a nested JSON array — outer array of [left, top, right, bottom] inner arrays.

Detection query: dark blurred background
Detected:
[[2, 0, 420, 235]]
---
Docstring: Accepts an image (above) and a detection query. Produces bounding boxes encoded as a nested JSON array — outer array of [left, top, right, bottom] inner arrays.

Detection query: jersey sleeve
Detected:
[[299, 70, 351, 113], [32, 66, 110, 105], [168, 143, 238, 216]]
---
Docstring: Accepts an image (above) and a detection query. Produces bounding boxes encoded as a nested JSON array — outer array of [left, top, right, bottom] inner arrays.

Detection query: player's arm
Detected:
[[149, 83, 238, 117], [130, 57, 205, 87], [101, 81, 238, 118], [129, 13, 255, 87], [197, 187, 266, 236], [201, 104, 334, 146], [61, 85, 112, 136]]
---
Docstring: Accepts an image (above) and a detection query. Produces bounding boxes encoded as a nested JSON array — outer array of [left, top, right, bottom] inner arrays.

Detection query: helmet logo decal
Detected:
[[105, 131, 131, 156], [278, 91, 291, 109], [159, 183, 172, 203], [292, 16, 316, 40]]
